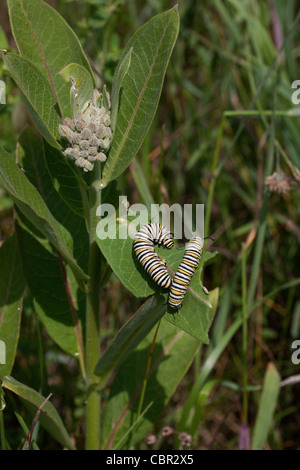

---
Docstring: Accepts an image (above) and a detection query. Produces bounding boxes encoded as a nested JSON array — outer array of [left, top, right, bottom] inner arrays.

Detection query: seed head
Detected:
[[265, 171, 297, 194]]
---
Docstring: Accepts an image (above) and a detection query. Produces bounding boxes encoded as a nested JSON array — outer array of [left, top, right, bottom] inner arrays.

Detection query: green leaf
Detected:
[[251, 363, 280, 450], [165, 286, 219, 344], [0, 26, 8, 50], [14, 129, 87, 359], [0, 234, 25, 380], [130, 158, 155, 210], [43, 139, 85, 218], [113, 401, 153, 451], [95, 216, 156, 298], [17, 128, 87, 264], [59, 63, 94, 118], [0, 145, 88, 289], [2, 376, 75, 449], [101, 6, 180, 186], [14, 411, 40, 450], [96, 212, 218, 342], [102, 319, 200, 449], [3, 52, 61, 148], [7, 0, 94, 118], [110, 47, 133, 133], [162, 248, 219, 343], [94, 295, 166, 385], [16, 220, 86, 361], [178, 317, 243, 431], [188, 379, 218, 436]]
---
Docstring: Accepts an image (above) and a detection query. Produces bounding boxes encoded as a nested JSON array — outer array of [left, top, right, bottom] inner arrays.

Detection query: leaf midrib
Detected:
[[104, 15, 173, 183], [15, 0, 64, 118]]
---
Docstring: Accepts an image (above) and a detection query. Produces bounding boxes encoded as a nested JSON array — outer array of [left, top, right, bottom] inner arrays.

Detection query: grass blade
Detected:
[[251, 363, 280, 450]]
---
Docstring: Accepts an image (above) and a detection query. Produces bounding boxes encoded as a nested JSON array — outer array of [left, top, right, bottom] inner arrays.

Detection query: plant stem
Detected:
[[136, 321, 161, 419], [205, 114, 225, 236], [85, 163, 102, 450], [241, 243, 248, 423]]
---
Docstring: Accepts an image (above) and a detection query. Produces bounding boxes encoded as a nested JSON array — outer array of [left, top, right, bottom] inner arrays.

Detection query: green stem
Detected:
[[85, 163, 102, 450], [136, 321, 161, 418], [205, 114, 225, 236], [241, 243, 248, 423], [223, 110, 290, 118]]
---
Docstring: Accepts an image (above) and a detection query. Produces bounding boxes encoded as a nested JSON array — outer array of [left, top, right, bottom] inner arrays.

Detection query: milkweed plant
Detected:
[[0, 0, 219, 450]]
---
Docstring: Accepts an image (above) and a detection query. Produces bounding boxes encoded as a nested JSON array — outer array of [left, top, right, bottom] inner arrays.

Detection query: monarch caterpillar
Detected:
[[168, 236, 204, 310], [133, 223, 174, 288]]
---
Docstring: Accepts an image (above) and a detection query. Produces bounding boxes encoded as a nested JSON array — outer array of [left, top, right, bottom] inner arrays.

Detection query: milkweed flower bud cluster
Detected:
[[58, 89, 112, 172]]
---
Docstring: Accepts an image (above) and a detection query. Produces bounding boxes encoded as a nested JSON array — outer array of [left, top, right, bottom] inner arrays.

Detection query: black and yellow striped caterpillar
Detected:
[[168, 236, 203, 310], [133, 223, 174, 289]]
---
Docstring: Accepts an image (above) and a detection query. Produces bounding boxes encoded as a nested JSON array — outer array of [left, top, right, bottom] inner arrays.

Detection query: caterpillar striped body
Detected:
[[168, 236, 203, 310], [133, 223, 174, 289]]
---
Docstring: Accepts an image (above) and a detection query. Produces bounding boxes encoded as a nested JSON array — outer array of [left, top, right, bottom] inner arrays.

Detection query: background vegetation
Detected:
[[1, 0, 300, 450]]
